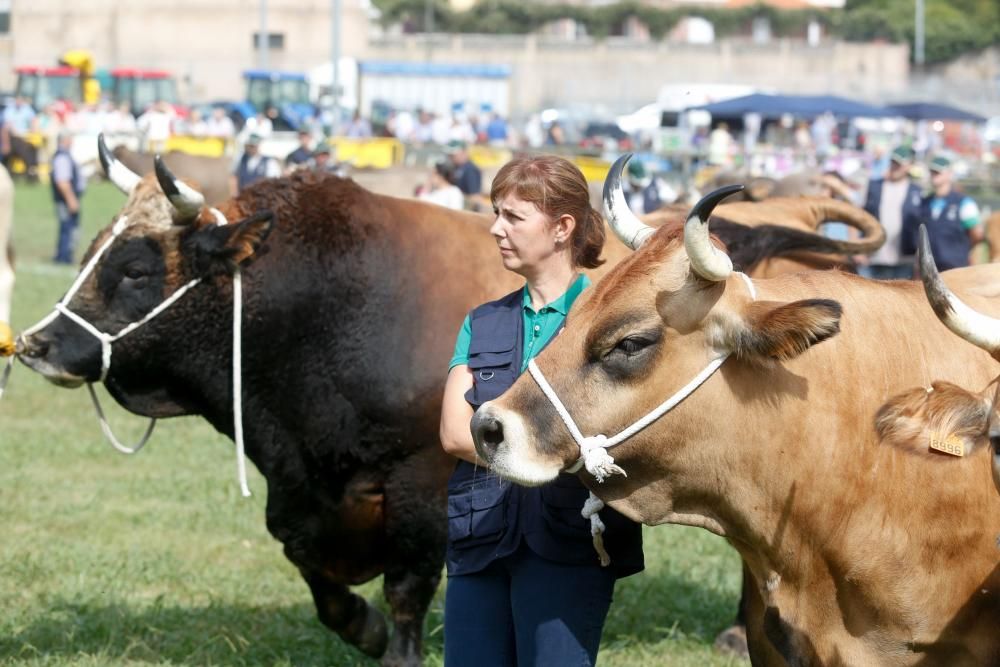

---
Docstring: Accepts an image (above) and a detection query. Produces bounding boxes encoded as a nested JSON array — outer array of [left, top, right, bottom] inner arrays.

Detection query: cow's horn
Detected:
[[98, 133, 141, 195], [154, 155, 205, 220], [603, 154, 655, 250], [919, 224, 1000, 354], [684, 185, 743, 282]]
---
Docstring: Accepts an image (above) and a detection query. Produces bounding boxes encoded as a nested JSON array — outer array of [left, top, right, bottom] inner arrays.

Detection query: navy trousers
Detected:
[[444, 543, 616, 667], [54, 201, 79, 265]]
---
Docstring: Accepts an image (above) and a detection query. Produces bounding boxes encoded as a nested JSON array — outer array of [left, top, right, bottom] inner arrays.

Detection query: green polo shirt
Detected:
[[449, 274, 591, 372]]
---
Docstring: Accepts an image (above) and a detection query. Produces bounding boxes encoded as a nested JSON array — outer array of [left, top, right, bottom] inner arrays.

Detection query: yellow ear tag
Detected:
[[929, 432, 965, 457], [0, 322, 14, 357]]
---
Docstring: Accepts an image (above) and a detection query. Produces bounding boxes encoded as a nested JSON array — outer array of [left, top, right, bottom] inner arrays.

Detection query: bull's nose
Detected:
[[17, 333, 49, 358], [471, 409, 505, 462]]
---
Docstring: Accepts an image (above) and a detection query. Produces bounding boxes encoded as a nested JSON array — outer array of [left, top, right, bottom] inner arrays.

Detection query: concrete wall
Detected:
[[367, 33, 910, 117]]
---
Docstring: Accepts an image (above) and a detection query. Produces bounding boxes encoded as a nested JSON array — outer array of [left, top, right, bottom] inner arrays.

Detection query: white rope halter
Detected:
[[8, 208, 253, 497], [527, 272, 756, 565]]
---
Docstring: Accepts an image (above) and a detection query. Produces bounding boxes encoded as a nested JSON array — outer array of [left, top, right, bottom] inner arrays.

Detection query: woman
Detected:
[[439, 155, 643, 666]]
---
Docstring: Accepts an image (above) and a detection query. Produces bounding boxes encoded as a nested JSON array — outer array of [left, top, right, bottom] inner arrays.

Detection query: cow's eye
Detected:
[[613, 336, 654, 357], [123, 266, 148, 281]]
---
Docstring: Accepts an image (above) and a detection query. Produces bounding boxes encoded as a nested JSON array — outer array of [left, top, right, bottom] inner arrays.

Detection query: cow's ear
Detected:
[[727, 298, 842, 362], [186, 210, 274, 276]]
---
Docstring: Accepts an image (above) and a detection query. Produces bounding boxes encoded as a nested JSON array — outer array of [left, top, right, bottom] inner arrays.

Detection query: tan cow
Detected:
[[642, 195, 884, 278], [470, 156, 1000, 664], [876, 225, 1000, 496], [0, 163, 13, 322]]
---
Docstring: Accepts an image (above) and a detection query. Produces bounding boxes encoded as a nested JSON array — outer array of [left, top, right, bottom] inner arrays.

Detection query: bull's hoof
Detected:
[[343, 601, 389, 659], [713, 623, 749, 658]]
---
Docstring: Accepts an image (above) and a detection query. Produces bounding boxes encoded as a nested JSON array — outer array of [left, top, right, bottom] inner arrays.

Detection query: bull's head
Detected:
[[17, 135, 272, 417], [471, 155, 843, 505], [913, 225, 1000, 495]]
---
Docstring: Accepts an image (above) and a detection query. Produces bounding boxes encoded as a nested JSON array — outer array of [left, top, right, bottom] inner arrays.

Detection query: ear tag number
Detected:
[[929, 432, 965, 457]]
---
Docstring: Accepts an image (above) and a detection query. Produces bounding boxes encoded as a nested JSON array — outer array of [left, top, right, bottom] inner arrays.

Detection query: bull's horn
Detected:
[[154, 155, 205, 220], [603, 154, 655, 250], [684, 185, 744, 282], [97, 133, 140, 195], [809, 198, 886, 254], [919, 225, 1000, 353]]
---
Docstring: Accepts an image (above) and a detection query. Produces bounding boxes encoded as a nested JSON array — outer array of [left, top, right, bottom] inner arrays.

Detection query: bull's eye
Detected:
[[123, 266, 149, 282]]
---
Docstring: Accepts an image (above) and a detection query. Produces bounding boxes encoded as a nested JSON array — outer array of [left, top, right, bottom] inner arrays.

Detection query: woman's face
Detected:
[[490, 193, 568, 275]]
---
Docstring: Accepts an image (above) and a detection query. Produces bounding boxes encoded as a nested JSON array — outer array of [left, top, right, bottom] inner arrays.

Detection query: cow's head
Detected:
[[901, 225, 1000, 494], [471, 155, 842, 488], [17, 135, 272, 416]]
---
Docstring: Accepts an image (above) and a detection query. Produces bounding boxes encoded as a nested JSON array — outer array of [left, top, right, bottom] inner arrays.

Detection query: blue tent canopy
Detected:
[[687, 93, 889, 120], [885, 102, 986, 123]]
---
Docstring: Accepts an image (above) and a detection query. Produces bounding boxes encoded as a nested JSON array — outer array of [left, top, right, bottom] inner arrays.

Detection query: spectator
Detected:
[[546, 121, 566, 146], [907, 155, 983, 270], [708, 123, 733, 167], [285, 129, 315, 171], [179, 108, 208, 137], [623, 160, 664, 215], [310, 141, 341, 174], [860, 145, 923, 279], [242, 111, 273, 141], [105, 103, 137, 136], [50, 131, 85, 264], [230, 134, 280, 195], [485, 113, 509, 146], [343, 111, 373, 138], [137, 100, 175, 153], [1, 95, 40, 182], [418, 161, 464, 210], [412, 110, 434, 145], [206, 107, 236, 140], [448, 142, 482, 197]]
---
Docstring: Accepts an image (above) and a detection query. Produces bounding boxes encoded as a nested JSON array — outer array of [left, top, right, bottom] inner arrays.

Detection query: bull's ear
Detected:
[[728, 298, 842, 362], [186, 210, 274, 276]]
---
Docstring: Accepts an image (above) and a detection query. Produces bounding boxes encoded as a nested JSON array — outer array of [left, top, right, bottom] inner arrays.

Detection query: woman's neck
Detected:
[[522, 260, 579, 311]]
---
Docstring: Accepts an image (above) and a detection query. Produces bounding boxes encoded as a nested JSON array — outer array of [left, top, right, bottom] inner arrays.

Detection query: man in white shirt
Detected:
[[860, 145, 923, 279]]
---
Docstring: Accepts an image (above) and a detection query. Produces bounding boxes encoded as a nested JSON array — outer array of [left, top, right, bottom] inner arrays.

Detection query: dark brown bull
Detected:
[[112, 145, 232, 206]]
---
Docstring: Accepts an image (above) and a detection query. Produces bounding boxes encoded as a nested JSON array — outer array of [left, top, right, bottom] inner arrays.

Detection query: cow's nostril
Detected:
[[19, 335, 49, 358], [471, 411, 505, 461]]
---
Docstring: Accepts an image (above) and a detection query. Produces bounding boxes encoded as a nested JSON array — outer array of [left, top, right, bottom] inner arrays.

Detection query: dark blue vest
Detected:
[[50, 148, 81, 204], [920, 190, 971, 271], [236, 153, 272, 192], [446, 289, 644, 578], [863, 178, 924, 260]]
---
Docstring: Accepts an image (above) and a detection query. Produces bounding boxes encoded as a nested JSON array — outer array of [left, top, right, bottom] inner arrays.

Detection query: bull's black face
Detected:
[[18, 233, 171, 389]]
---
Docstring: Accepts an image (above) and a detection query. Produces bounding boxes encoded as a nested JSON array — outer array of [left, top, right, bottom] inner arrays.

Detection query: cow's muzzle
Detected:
[[16, 331, 87, 388], [471, 409, 504, 463]]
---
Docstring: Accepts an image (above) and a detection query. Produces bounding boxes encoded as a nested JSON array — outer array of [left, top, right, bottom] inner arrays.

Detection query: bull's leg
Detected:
[[302, 570, 389, 659], [380, 449, 450, 667]]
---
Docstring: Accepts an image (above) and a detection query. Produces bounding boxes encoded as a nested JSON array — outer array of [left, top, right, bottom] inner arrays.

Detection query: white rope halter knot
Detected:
[[578, 434, 626, 484]]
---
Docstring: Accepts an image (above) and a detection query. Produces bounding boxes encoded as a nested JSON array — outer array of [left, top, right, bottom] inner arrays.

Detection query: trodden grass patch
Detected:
[[0, 180, 747, 666]]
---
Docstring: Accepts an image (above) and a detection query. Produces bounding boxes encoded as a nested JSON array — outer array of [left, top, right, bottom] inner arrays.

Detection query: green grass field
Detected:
[[0, 181, 746, 666]]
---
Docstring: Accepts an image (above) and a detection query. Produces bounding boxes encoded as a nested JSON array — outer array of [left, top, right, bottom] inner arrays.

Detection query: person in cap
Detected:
[[230, 133, 280, 196], [310, 140, 342, 174], [860, 145, 923, 279], [623, 159, 666, 215], [906, 155, 983, 270]]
